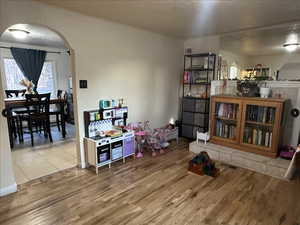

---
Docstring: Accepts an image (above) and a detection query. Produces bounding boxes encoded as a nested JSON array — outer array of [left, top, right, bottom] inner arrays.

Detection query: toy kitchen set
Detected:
[[83, 99, 135, 174]]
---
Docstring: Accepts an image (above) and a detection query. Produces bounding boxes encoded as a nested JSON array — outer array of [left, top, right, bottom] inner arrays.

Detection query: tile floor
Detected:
[[11, 124, 78, 184], [12, 139, 78, 184], [13, 123, 76, 150]]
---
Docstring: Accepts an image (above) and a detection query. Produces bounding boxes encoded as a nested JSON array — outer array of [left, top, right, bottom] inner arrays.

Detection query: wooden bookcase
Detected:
[[210, 95, 285, 158]]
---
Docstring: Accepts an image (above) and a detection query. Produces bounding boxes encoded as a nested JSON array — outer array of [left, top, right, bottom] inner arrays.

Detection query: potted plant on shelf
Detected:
[[237, 65, 271, 97], [257, 77, 271, 98], [237, 73, 259, 97]]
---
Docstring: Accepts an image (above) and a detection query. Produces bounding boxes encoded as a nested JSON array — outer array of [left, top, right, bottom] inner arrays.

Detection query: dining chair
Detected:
[[5, 89, 26, 98], [5, 89, 27, 145], [50, 90, 67, 132], [19, 93, 52, 147]]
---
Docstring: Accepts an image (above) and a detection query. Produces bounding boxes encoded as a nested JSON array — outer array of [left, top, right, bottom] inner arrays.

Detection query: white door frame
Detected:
[[0, 23, 82, 196]]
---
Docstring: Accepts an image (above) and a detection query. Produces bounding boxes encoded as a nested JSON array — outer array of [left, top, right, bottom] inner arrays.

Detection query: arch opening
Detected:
[[0, 23, 81, 187]]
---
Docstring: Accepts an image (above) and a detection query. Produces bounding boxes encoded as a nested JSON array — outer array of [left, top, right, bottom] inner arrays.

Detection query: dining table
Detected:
[[3, 96, 67, 148]]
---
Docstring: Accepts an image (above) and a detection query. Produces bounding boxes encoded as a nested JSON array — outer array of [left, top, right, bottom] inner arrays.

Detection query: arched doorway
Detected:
[[0, 23, 81, 189]]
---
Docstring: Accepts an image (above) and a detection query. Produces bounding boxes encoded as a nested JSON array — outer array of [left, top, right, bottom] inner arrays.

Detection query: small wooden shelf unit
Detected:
[[210, 95, 285, 158]]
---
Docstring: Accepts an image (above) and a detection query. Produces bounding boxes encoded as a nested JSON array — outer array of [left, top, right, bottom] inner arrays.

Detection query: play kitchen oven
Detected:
[[84, 131, 135, 174], [111, 136, 123, 161], [96, 137, 111, 166]]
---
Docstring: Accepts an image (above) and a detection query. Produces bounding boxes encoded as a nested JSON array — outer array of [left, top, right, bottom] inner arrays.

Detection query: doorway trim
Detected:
[[0, 23, 82, 195]]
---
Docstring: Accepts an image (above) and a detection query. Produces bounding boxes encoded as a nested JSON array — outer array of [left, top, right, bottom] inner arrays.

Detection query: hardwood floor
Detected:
[[0, 140, 299, 225]]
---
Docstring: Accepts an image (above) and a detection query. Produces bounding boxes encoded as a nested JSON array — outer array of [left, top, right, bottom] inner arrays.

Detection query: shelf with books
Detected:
[[211, 98, 241, 144], [210, 95, 285, 158], [245, 121, 273, 127], [215, 120, 237, 140], [215, 102, 239, 120], [216, 116, 237, 123], [245, 105, 275, 124], [242, 125, 273, 148], [181, 53, 216, 139]]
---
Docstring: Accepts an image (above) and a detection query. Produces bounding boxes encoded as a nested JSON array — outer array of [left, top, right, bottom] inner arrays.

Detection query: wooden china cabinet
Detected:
[[210, 95, 285, 158]]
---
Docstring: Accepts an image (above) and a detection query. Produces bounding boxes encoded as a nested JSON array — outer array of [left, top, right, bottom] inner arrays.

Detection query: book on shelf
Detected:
[[183, 71, 211, 84], [243, 126, 272, 147], [246, 105, 275, 124], [215, 120, 236, 139], [216, 103, 237, 119]]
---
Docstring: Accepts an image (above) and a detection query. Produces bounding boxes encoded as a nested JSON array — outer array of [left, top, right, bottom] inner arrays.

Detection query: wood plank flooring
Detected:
[[0, 140, 299, 225]]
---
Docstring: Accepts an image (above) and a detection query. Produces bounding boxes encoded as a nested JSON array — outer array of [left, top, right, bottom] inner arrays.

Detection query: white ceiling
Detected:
[[0, 24, 67, 49], [36, 0, 300, 38], [220, 23, 300, 56]]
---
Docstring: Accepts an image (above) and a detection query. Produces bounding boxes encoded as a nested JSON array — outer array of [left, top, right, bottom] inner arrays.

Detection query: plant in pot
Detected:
[[254, 70, 272, 98], [237, 69, 271, 97], [237, 72, 259, 97]]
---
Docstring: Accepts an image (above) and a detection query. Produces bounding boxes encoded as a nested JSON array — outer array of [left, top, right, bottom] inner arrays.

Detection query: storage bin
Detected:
[[182, 112, 194, 125], [182, 125, 194, 138], [195, 99, 209, 113], [194, 114, 209, 127], [183, 98, 195, 112]]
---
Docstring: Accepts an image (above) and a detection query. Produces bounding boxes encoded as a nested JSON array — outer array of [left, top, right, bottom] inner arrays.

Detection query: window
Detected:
[[3, 58, 55, 95]]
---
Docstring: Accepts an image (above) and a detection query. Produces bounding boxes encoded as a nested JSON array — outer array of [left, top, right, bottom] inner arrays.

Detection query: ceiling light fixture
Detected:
[[8, 28, 30, 39], [283, 43, 299, 52]]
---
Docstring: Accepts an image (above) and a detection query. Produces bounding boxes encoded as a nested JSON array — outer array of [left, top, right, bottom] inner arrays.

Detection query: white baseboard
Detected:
[[0, 183, 17, 197]]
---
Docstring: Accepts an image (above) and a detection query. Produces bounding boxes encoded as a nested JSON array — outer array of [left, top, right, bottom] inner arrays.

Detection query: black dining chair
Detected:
[[50, 90, 67, 132], [5, 89, 28, 115], [19, 93, 52, 147], [5, 89, 27, 145], [5, 89, 26, 98]]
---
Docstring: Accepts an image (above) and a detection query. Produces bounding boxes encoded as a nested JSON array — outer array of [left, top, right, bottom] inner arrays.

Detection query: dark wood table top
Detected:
[[4, 97, 66, 108]]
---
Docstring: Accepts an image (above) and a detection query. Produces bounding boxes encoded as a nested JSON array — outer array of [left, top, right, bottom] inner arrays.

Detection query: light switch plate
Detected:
[[79, 80, 87, 88]]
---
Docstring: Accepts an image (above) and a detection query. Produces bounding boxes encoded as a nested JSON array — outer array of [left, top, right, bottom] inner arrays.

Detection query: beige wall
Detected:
[[0, 71, 16, 196], [246, 53, 300, 78], [219, 50, 249, 70], [184, 35, 220, 54], [0, 0, 17, 196], [0, 0, 183, 193]]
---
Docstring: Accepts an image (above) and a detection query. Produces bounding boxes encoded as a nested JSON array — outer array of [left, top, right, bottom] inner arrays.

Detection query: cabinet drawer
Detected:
[[182, 112, 194, 124], [182, 124, 194, 138], [183, 98, 195, 111]]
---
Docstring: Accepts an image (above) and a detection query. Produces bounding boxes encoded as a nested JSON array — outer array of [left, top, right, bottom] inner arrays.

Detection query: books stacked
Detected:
[[246, 105, 275, 124], [216, 103, 238, 119], [215, 120, 236, 139], [243, 127, 273, 147]]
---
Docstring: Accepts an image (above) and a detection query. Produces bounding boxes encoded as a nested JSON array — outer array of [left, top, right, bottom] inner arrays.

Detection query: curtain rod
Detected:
[[0, 46, 70, 55]]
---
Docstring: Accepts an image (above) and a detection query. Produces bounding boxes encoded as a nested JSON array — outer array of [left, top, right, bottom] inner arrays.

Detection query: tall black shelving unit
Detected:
[[181, 52, 216, 139]]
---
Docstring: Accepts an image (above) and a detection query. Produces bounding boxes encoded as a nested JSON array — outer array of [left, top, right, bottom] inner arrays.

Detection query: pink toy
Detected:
[[144, 121, 169, 156], [125, 122, 146, 158], [126, 121, 170, 157]]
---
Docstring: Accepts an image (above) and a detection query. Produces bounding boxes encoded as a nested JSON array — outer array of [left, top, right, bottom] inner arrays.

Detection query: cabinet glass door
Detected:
[[241, 104, 276, 150], [212, 100, 241, 143]]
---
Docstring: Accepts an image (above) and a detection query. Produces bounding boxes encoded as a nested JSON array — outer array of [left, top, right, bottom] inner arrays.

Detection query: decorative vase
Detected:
[[260, 87, 271, 98]]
